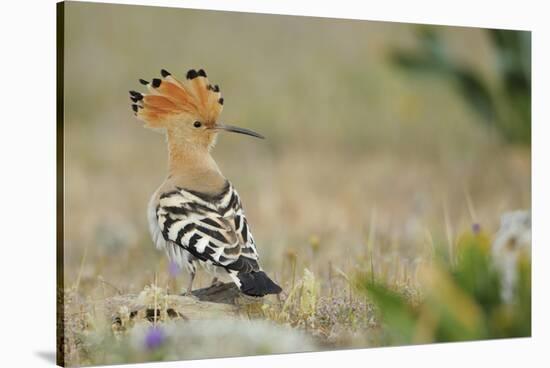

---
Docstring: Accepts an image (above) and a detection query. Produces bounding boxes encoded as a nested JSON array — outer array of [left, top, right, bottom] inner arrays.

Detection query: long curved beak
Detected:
[[212, 123, 265, 139]]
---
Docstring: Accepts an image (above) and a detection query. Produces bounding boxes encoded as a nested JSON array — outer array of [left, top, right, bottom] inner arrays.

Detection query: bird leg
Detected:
[[210, 277, 224, 287], [183, 270, 195, 296]]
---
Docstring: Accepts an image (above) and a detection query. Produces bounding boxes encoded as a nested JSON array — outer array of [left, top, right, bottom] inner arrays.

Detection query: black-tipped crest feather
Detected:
[[186, 69, 198, 79]]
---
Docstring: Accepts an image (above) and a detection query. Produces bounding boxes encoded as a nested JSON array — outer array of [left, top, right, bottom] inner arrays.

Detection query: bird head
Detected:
[[130, 68, 264, 150]]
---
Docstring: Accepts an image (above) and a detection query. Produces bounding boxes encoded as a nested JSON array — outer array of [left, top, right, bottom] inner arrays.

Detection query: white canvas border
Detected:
[[0, 0, 547, 367]]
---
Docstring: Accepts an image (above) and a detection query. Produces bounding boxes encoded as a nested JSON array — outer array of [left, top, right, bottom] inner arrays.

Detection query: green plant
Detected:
[[391, 27, 531, 145], [355, 228, 531, 345]]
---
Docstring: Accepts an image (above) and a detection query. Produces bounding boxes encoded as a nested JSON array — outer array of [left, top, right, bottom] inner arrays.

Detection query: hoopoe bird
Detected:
[[130, 68, 282, 297]]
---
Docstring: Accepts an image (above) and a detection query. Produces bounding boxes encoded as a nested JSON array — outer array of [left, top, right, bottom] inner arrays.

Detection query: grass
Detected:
[[62, 226, 531, 365], [60, 2, 531, 366]]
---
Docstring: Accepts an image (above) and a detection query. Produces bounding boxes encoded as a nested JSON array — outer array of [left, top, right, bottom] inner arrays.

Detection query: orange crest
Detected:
[[129, 69, 224, 128]]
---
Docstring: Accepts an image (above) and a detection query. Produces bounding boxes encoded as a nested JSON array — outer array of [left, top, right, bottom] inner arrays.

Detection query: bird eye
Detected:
[[193, 121, 202, 128]]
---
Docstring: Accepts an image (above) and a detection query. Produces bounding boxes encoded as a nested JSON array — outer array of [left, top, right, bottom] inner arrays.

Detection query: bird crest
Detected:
[[129, 68, 224, 129]]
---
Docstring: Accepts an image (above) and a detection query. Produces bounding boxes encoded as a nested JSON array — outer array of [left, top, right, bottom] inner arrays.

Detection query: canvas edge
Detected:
[[56, 1, 66, 367]]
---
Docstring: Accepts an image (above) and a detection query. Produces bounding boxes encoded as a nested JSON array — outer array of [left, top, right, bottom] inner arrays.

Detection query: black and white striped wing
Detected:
[[156, 183, 260, 273]]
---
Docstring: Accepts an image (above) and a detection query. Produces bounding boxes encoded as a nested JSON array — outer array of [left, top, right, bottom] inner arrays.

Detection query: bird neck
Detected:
[[165, 131, 226, 193]]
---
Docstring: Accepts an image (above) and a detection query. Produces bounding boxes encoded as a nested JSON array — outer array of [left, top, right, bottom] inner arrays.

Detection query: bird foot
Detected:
[[210, 280, 225, 288], [181, 289, 199, 300], [209, 277, 225, 288]]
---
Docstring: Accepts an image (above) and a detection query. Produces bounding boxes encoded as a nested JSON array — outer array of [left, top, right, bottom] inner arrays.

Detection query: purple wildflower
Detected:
[[168, 261, 181, 278], [144, 326, 166, 350], [472, 223, 481, 234]]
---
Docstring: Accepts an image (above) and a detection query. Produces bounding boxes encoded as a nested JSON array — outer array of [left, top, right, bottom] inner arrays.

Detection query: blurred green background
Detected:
[[61, 2, 530, 364]]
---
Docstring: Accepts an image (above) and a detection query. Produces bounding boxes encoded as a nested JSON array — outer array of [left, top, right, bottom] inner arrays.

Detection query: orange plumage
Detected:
[[130, 68, 223, 129]]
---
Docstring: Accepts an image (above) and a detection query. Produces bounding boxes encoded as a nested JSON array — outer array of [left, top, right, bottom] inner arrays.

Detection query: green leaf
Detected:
[[358, 279, 417, 344]]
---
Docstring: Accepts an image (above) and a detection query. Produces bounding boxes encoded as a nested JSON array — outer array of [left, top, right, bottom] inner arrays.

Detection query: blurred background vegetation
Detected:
[[391, 26, 531, 145], [61, 2, 531, 366], [356, 227, 530, 346]]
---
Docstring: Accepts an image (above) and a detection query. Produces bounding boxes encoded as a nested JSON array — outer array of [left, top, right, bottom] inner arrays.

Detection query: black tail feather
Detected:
[[237, 271, 282, 297]]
